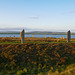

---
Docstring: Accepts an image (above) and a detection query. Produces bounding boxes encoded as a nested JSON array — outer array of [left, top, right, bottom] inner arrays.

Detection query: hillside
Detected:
[[0, 31, 75, 35]]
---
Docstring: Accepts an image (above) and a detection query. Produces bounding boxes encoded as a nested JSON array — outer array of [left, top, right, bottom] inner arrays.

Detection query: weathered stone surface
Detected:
[[20, 29, 25, 44], [67, 30, 71, 42], [45, 36, 46, 38], [63, 36, 64, 39], [61, 37, 62, 39], [32, 35, 34, 37]]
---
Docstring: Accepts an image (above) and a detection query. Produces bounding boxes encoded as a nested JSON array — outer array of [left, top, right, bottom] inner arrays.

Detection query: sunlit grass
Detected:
[[0, 41, 75, 44], [38, 64, 75, 75], [0, 43, 75, 74]]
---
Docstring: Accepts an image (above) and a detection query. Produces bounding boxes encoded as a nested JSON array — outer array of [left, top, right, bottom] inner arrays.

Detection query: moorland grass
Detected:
[[0, 43, 75, 75]]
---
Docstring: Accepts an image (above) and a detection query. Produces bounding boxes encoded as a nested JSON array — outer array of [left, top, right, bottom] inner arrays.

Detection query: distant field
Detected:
[[0, 37, 75, 44]]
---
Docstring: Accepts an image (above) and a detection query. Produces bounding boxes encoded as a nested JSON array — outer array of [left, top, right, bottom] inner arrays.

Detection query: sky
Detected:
[[0, 0, 75, 32]]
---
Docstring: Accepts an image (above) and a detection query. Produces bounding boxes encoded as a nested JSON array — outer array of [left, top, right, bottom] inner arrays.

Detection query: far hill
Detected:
[[26, 31, 75, 35], [0, 28, 75, 35], [0, 31, 75, 35]]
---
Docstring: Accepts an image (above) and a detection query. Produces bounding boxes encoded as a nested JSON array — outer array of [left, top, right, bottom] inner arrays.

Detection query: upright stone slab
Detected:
[[67, 30, 71, 42], [49, 36, 51, 38], [45, 36, 46, 38], [61, 37, 62, 39], [32, 35, 34, 37], [20, 29, 25, 44], [63, 36, 64, 39]]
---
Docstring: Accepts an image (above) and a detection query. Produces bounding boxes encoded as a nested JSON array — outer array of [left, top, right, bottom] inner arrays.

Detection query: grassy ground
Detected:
[[0, 43, 75, 75], [0, 41, 75, 44], [0, 37, 75, 44], [0, 37, 75, 75], [38, 64, 75, 75]]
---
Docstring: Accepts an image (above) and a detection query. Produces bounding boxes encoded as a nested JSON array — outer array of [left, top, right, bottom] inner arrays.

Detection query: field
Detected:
[[0, 37, 75, 75], [0, 37, 75, 44]]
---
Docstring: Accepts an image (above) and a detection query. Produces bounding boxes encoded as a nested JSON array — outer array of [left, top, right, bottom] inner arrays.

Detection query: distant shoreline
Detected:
[[0, 32, 75, 35]]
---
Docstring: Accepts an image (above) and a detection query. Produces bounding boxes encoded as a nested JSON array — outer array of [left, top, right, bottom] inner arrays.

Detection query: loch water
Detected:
[[0, 34, 75, 38]]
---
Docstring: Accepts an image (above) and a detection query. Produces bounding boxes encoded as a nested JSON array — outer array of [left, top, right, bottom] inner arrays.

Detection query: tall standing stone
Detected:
[[32, 35, 34, 37], [63, 36, 64, 39], [45, 36, 46, 38], [61, 37, 62, 39], [20, 29, 25, 44], [67, 30, 71, 42]]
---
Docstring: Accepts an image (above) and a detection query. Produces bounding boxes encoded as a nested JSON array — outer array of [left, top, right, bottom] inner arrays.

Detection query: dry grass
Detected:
[[0, 37, 75, 43]]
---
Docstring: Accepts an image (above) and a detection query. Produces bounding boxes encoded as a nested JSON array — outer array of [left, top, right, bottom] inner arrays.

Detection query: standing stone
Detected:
[[32, 35, 34, 37], [67, 30, 71, 42], [20, 29, 25, 44], [13, 36, 15, 37], [61, 37, 62, 39], [49, 36, 51, 38], [45, 36, 46, 38], [63, 36, 64, 39]]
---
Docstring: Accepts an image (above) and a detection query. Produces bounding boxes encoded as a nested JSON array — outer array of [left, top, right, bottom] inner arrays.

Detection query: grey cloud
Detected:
[[62, 10, 75, 15], [29, 16, 39, 19], [68, 10, 75, 14]]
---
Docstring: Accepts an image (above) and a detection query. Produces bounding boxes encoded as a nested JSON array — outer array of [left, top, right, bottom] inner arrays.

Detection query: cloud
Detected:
[[29, 16, 39, 19], [68, 10, 75, 14], [62, 10, 75, 15]]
